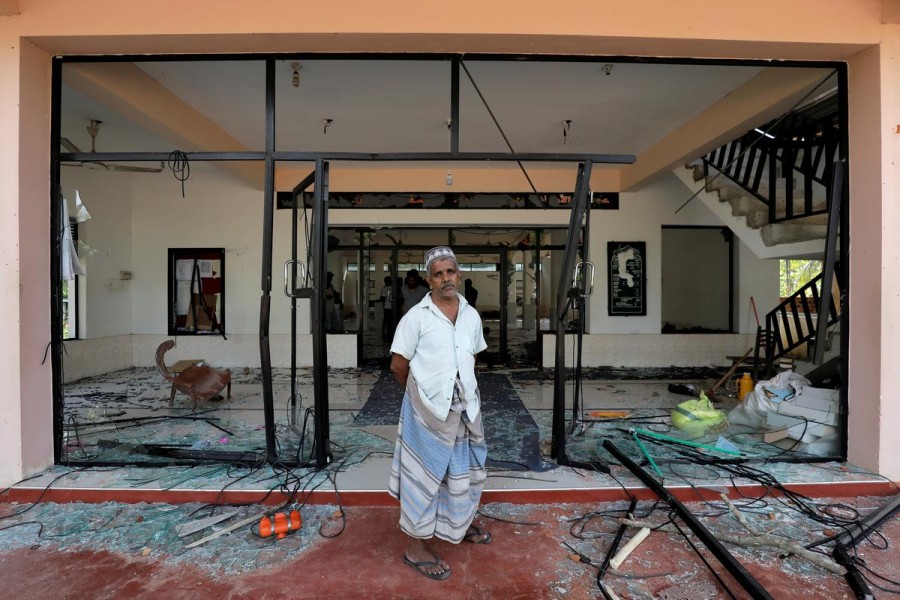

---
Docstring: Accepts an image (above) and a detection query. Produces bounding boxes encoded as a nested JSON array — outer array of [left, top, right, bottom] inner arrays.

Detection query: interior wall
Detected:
[[661, 228, 730, 331], [60, 169, 134, 339], [735, 238, 780, 334], [61, 167, 777, 372], [587, 172, 774, 335]]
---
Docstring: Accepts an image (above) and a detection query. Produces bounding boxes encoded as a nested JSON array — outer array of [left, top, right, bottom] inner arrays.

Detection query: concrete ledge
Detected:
[[4, 480, 895, 507], [543, 333, 757, 368]]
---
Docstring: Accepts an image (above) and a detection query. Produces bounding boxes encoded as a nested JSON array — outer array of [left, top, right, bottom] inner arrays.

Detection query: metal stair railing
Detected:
[[763, 262, 843, 375], [761, 161, 845, 376], [701, 112, 839, 225]]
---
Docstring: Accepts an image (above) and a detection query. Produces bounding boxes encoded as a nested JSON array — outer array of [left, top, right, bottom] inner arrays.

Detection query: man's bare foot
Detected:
[[463, 524, 492, 544], [404, 537, 450, 578]]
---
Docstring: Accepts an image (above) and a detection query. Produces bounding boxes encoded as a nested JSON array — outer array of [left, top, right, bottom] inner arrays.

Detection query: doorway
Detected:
[[661, 225, 734, 333], [325, 227, 551, 369]]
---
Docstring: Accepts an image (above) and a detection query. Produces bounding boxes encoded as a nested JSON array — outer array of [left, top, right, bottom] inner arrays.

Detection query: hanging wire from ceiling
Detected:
[[459, 60, 539, 196], [167, 150, 190, 198]]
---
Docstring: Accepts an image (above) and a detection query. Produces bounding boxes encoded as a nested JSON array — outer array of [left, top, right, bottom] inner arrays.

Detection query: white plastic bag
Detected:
[[727, 370, 811, 428]]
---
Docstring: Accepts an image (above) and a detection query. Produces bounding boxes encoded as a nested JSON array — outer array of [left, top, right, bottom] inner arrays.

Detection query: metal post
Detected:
[[450, 58, 460, 154], [50, 57, 64, 463], [603, 440, 773, 600], [311, 158, 332, 468], [259, 58, 278, 462], [814, 162, 842, 365], [500, 248, 508, 363], [357, 229, 365, 362], [534, 228, 542, 336], [290, 183, 298, 412], [837, 64, 851, 462], [552, 161, 594, 463]]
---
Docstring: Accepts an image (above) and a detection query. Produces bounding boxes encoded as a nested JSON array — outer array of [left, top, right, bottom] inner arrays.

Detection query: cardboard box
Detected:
[[766, 411, 838, 440], [793, 386, 839, 412], [776, 401, 839, 426]]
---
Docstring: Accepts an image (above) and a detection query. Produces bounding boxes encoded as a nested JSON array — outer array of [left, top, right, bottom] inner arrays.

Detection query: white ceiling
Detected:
[[60, 58, 770, 159]]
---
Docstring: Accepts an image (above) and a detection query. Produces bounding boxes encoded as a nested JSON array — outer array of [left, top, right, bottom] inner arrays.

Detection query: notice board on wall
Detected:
[[168, 248, 225, 335], [608, 241, 646, 316]]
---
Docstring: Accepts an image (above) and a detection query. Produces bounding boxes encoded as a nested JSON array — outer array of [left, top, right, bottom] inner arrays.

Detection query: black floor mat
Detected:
[[353, 371, 544, 471]]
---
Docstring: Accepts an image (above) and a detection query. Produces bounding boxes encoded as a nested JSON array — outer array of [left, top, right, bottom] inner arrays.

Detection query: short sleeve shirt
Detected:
[[390, 292, 487, 421]]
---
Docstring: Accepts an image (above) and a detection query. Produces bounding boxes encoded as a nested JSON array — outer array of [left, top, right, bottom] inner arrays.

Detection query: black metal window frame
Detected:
[[49, 52, 849, 469]]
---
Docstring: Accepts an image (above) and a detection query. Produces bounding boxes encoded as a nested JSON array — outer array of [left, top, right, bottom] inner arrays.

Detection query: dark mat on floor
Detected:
[[509, 366, 724, 382], [353, 371, 544, 471]]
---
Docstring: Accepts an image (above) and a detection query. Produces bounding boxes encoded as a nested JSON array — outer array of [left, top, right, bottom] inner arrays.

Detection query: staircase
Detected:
[[679, 95, 846, 374], [686, 93, 841, 253], [760, 260, 843, 376], [685, 162, 828, 248]]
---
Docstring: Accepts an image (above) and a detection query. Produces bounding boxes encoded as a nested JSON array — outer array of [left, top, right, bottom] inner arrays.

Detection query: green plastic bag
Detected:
[[671, 392, 727, 435]]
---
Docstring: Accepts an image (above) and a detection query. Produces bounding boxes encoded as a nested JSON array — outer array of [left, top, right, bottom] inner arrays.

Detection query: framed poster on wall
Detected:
[[608, 241, 646, 316]]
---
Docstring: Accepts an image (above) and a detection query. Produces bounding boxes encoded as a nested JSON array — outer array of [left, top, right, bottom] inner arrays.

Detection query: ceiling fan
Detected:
[[61, 120, 164, 173]]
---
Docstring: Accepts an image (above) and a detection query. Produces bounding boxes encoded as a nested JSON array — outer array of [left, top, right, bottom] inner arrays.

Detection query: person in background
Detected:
[[325, 271, 343, 333], [379, 275, 395, 339], [464, 278, 478, 310], [389, 246, 491, 581], [400, 268, 428, 316]]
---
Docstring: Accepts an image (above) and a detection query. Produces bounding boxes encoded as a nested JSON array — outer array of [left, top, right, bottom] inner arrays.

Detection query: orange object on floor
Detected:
[[589, 410, 631, 419], [258, 510, 302, 539], [738, 373, 754, 401]]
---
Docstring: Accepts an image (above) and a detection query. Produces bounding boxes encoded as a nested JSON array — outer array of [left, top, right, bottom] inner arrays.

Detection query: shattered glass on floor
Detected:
[[59, 365, 873, 491]]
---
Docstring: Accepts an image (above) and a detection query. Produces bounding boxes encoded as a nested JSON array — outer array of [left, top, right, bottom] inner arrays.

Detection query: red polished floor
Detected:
[[1, 501, 897, 599]]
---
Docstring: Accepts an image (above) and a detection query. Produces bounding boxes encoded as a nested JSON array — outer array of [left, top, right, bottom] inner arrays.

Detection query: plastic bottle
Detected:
[[738, 372, 754, 401]]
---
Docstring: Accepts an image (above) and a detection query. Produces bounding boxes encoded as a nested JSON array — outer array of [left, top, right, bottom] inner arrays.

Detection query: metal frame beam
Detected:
[[310, 158, 332, 468], [258, 58, 278, 462], [603, 440, 772, 600]]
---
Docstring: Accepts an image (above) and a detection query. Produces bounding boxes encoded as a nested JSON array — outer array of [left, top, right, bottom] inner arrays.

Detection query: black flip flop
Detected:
[[403, 554, 451, 580], [463, 525, 492, 544]]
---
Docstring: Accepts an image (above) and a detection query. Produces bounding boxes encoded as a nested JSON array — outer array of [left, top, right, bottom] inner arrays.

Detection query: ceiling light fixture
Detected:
[[291, 62, 301, 87], [323, 118, 333, 134], [563, 119, 572, 145], [602, 64, 614, 77]]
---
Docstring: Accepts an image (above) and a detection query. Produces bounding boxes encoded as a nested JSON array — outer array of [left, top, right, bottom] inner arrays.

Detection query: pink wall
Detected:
[[0, 0, 898, 483], [0, 19, 25, 486], [17, 37, 53, 475], [848, 44, 884, 473], [875, 25, 900, 479], [12, 0, 883, 59]]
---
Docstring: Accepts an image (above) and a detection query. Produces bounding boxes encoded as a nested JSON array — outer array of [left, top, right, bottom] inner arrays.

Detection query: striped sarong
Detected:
[[388, 378, 487, 543]]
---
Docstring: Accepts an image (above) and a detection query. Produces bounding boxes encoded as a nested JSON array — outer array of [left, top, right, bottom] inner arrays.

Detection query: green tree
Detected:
[[780, 259, 822, 297]]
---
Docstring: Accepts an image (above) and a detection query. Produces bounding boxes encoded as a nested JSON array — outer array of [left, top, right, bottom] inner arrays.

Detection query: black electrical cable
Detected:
[[668, 514, 739, 600], [167, 150, 190, 198]]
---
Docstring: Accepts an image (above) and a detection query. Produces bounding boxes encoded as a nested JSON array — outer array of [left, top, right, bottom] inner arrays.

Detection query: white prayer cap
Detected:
[[424, 246, 457, 273]]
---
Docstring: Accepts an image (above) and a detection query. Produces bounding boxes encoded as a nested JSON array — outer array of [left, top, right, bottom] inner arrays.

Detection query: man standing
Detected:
[[400, 268, 428, 316], [464, 278, 478, 309], [389, 246, 491, 580]]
